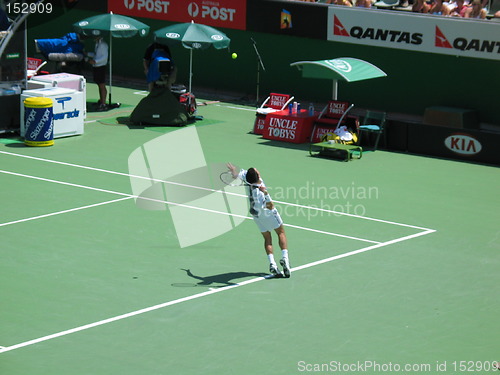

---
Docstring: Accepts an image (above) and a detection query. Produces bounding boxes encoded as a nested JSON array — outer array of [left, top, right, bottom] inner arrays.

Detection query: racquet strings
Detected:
[[220, 171, 242, 186]]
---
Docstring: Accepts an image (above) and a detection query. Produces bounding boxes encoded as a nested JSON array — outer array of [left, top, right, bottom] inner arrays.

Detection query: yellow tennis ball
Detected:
[[231, 53, 238, 59]]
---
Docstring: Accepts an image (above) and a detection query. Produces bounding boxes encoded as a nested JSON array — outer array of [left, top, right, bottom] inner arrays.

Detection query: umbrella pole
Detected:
[[333, 80, 338, 100], [189, 49, 193, 93], [109, 36, 112, 106]]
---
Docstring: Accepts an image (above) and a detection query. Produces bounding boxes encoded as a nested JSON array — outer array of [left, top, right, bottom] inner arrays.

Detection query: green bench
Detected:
[[310, 142, 363, 161]]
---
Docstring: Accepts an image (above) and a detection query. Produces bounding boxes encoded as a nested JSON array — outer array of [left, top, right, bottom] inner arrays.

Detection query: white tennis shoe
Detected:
[[280, 258, 291, 278], [269, 264, 283, 278]]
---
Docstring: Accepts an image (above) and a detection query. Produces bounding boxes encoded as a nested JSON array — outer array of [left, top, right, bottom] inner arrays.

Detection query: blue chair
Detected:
[[359, 111, 386, 151]]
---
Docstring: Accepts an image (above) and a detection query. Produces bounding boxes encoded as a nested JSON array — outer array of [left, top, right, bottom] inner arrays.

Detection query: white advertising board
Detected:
[[328, 7, 500, 61]]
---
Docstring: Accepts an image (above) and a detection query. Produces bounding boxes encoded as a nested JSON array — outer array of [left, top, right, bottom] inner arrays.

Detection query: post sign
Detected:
[[108, 0, 247, 30]]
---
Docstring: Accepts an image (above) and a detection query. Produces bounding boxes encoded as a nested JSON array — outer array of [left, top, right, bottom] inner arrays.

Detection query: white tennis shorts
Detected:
[[253, 208, 283, 232]]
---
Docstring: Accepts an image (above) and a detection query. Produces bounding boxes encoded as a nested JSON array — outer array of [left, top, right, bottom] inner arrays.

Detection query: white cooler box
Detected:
[[28, 73, 86, 118], [26, 79, 52, 90], [21, 87, 84, 138]]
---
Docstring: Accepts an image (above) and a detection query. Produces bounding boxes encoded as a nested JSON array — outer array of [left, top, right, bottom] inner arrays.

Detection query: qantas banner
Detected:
[[108, 0, 246, 30], [328, 7, 500, 61]]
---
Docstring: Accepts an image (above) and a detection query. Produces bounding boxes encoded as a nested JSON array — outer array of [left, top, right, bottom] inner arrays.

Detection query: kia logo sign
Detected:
[[165, 32, 180, 39], [114, 24, 131, 29], [444, 133, 482, 155]]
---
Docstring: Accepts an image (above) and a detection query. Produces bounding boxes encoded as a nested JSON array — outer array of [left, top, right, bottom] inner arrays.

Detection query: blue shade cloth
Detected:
[[36, 33, 84, 55], [146, 49, 172, 83]]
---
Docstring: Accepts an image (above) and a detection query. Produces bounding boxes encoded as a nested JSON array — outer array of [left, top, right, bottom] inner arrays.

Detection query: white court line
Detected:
[[0, 150, 432, 231], [0, 228, 435, 355], [214, 104, 256, 112], [0, 170, 132, 198], [0, 169, 379, 244], [132, 91, 255, 109], [285, 223, 379, 244], [0, 197, 133, 228], [273, 200, 427, 231]]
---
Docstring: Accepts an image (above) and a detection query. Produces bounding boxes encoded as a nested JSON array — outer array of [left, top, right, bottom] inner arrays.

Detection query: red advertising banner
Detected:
[[108, 0, 247, 30], [263, 110, 317, 144]]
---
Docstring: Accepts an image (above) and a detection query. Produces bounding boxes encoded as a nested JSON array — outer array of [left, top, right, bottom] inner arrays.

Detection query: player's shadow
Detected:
[[179, 268, 268, 288]]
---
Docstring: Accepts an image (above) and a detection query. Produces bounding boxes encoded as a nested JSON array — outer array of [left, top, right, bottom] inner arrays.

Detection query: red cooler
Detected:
[[263, 109, 318, 144]]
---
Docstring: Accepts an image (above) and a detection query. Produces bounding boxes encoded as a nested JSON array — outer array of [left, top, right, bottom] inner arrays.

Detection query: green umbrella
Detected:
[[73, 13, 150, 107], [154, 21, 230, 93], [290, 58, 387, 100]]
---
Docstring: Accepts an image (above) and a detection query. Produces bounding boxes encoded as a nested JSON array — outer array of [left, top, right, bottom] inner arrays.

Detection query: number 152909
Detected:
[[6, 1, 53, 15]]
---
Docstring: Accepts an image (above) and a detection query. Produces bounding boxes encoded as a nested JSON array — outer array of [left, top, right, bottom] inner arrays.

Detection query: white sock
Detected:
[[281, 249, 288, 260], [267, 253, 276, 266]]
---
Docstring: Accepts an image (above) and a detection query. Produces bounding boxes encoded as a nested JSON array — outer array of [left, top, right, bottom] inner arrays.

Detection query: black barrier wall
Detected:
[[407, 125, 500, 165], [26, 1, 500, 127], [247, 0, 327, 40]]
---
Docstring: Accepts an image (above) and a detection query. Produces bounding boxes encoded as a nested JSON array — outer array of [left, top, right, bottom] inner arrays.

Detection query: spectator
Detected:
[[412, 0, 431, 12], [356, 0, 373, 8], [429, 0, 451, 14], [449, 0, 468, 16], [463, 0, 487, 17], [327, 0, 354, 6], [86, 35, 109, 111]]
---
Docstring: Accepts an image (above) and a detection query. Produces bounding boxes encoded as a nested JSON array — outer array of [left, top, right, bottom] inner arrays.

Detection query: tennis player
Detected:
[[227, 163, 291, 278]]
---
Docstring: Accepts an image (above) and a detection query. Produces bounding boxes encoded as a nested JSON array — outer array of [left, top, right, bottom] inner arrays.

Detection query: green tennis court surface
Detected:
[[1, 84, 498, 375]]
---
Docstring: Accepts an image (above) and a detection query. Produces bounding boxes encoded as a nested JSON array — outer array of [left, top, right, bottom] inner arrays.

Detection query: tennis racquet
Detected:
[[220, 171, 245, 186], [220, 171, 264, 187]]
